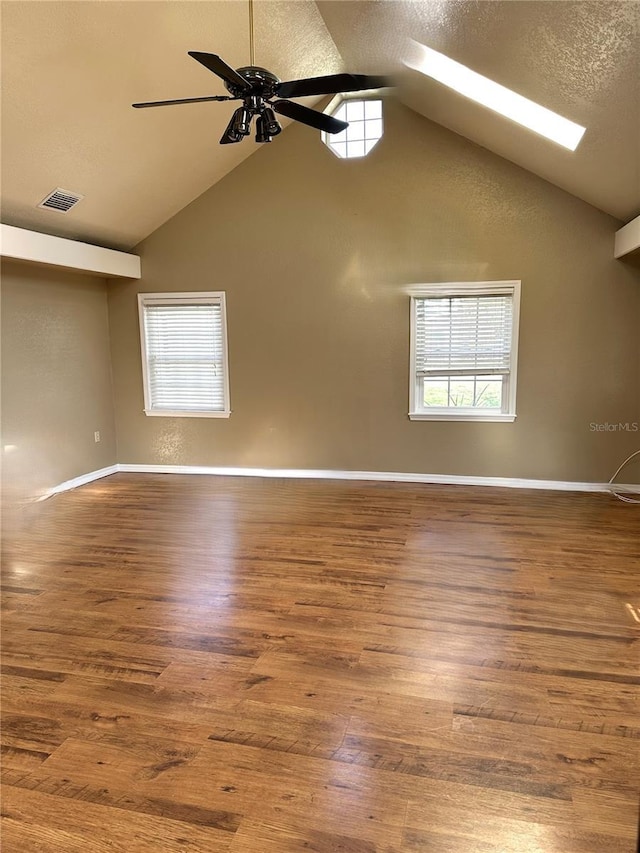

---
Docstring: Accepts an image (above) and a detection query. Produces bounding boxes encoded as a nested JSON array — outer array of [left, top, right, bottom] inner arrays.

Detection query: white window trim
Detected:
[[138, 291, 231, 418], [409, 280, 521, 423], [321, 95, 384, 159]]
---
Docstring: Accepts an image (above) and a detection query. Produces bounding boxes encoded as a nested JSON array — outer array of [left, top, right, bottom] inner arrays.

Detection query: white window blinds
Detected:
[[415, 294, 513, 376], [139, 294, 229, 415]]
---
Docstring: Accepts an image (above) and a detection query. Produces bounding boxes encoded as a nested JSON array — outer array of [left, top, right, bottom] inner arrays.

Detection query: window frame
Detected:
[[409, 281, 521, 423], [137, 291, 231, 419], [321, 95, 384, 159]]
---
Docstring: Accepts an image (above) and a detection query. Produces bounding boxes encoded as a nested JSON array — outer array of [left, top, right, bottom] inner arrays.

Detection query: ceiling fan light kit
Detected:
[[132, 1, 388, 145]]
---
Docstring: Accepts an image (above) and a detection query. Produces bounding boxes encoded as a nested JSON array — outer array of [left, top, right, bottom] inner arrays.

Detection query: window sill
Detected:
[[144, 409, 231, 419], [409, 412, 516, 423]]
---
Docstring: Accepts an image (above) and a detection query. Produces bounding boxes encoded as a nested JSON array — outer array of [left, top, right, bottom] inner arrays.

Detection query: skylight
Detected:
[[405, 42, 586, 151], [323, 99, 383, 159]]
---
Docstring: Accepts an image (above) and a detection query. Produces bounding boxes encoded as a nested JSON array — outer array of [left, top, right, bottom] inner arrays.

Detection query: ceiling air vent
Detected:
[[38, 188, 84, 213]]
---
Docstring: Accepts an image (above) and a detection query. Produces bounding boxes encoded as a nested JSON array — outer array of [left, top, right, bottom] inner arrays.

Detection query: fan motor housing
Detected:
[[226, 66, 280, 98]]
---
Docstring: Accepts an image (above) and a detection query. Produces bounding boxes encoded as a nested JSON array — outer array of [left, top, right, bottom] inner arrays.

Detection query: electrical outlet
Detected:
[[94, 431, 101, 443]]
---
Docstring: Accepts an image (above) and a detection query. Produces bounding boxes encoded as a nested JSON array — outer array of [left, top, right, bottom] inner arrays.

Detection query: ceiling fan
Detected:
[[132, 1, 388, 144]]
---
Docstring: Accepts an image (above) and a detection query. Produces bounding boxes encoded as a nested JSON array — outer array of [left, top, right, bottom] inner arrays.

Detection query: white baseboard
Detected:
[[40, 464, 119, 500], [114, 463, 640, 495], [39, 462, 640, 498]]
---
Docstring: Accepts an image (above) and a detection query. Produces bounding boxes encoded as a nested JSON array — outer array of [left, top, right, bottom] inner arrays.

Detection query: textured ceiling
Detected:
[[1, 1, 639, 252], [317, 0, 640, 223], [0, 1, 343, 250]]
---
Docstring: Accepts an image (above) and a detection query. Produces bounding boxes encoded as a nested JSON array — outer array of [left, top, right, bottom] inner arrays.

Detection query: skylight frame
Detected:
[[404, 41, 586, 151]]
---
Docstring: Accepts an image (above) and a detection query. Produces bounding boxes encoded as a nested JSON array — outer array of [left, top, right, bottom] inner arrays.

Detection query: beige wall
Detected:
[[1, 261, 117, 508], [108, 99, 640, 483]]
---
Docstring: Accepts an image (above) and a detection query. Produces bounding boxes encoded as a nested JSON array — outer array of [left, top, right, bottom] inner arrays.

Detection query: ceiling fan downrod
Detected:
[[248, 0, 255, 68]]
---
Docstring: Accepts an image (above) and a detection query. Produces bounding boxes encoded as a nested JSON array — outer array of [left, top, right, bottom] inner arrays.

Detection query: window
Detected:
[[138, 292, 230, 418], [322, 98, 383, 159], [405, 42, 585, 151], [409, 281, 520, 422]]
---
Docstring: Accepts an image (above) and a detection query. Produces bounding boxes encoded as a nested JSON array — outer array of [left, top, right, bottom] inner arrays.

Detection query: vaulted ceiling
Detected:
[[1, 1, 638, 251]]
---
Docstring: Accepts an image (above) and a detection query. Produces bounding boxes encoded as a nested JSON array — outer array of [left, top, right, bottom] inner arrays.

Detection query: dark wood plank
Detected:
[[2, 473, 639, 851]]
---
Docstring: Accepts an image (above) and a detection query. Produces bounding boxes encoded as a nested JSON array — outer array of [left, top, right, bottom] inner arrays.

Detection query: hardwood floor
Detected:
[[1, 473, 639, 852]]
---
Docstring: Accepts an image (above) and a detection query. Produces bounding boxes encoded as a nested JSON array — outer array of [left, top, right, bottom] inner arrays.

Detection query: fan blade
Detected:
[[271, 99, 348, 134], [276, 73, 389, 99], [132, 95, 231, 108], [188, 52, 250, 91]]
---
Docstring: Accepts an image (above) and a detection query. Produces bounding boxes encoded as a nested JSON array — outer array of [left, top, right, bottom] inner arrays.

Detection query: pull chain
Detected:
[[249, 0, 255, 67]]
